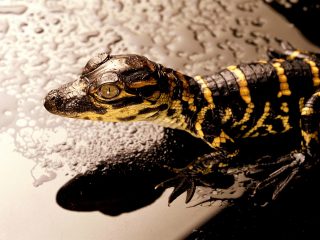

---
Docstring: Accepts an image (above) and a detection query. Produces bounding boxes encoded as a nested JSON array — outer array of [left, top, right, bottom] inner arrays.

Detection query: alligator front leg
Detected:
[[156, 149, 238, 205]]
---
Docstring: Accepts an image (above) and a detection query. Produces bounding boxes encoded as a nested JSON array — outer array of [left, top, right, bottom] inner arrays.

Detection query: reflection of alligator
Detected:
[[45, 42, 320, 205]]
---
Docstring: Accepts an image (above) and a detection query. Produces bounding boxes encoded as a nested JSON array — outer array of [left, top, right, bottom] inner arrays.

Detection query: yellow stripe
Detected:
[[273, 60, 291, 97], [194, 76, 215, 109], [227, 65, 251, 104], [193, 76, 215, 138], [304, 59, 320, 87], [227, 66, 254, 129], [128, 78, 158, 88]]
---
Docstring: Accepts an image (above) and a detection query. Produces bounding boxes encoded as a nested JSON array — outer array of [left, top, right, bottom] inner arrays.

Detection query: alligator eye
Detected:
[[99, 84, 120, 99]]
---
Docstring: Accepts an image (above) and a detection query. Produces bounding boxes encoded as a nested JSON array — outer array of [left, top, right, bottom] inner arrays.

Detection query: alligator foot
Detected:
[[155, 168, 198, 205], [252, 153, 305, 201]]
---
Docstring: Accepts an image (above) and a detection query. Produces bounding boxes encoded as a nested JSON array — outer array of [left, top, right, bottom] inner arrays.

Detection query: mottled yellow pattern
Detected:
[[243, 102, 273, 137]]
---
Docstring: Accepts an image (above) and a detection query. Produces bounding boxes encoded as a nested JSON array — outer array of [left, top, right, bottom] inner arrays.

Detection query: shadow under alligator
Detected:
[[57, 167, 168, 216], [56, 128, 213, 216], [56, 125, 304, 216]]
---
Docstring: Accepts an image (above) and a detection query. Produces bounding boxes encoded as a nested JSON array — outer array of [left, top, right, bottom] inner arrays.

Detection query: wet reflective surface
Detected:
[[1, 0, 320, 239]]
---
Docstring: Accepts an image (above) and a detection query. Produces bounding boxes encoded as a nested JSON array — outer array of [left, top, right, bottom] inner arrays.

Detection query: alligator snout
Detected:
[[44, 78, 107, 118], [44, 89, 59, 113]]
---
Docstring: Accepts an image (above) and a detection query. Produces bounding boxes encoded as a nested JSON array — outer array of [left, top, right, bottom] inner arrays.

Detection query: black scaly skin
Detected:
[[159, 43, 320, 204], [44, 42, 320, 205]]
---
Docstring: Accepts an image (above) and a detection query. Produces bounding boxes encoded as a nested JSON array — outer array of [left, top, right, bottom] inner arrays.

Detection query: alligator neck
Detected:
[[154, 67, 213, 138]]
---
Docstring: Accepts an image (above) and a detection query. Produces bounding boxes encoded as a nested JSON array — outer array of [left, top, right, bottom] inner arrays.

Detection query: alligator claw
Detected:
[[155, 176, 179, 190], [168, 177, 194, 204], [185, 180, 196, 203], [155, 168, 198, 205], [251, 152, 305, 204]]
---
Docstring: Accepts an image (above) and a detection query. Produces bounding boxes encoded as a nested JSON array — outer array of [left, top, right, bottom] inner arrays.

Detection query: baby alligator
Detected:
[[44, 42, 320, 204]]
